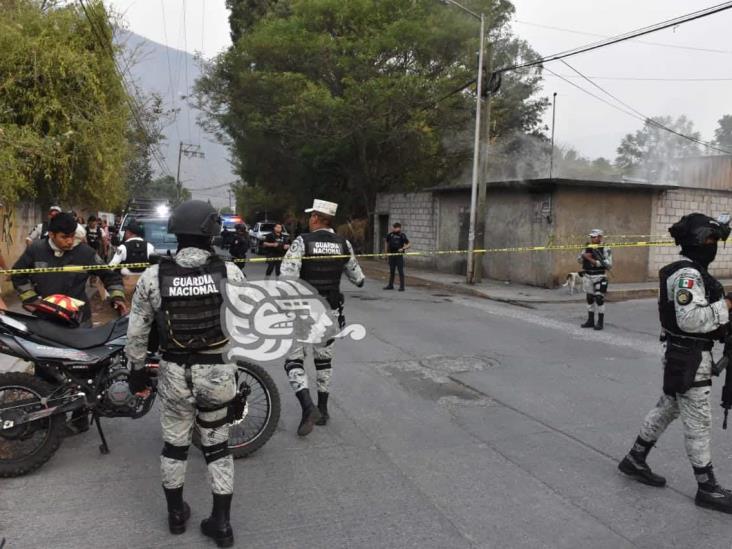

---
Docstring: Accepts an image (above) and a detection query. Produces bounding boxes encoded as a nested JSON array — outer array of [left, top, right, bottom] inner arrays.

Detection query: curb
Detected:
[[361, 262, 658, 305]]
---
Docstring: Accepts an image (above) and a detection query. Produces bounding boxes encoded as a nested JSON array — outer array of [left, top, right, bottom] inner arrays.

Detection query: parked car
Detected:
[[248, 221, 289, 255], [134, 217, 177, 256]]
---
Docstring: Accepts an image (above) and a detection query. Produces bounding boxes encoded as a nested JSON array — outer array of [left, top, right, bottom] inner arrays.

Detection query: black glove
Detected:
[[128, 368, 150, 394]]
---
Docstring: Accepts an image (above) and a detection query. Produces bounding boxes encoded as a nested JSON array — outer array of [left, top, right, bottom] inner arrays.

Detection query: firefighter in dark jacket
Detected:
[[281, 199, 365, 436], [12, 212, 128, 326]]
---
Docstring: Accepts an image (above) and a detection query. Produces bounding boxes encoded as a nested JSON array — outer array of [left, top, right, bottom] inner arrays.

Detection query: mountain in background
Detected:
[[119, 31, 236, 209]]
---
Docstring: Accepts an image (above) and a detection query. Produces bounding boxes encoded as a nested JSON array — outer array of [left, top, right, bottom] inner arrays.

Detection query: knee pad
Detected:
[[284, 359, 304, 374], [595, 295, 605, 306], [586, 294, 595, 305], [202, 441, 230, 465], [162, 442, 190, 461], [314, 358, 332, 371]]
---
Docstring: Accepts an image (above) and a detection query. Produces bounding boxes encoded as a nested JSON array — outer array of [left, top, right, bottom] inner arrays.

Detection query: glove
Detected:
[[128, 368, 150, 394]]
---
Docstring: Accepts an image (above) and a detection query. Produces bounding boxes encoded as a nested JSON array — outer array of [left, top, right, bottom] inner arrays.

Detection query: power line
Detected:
[[182, 0, 192, 142], [514, 19, 732, 55], [160, 0, 181, 143], [77, 0, 173, 177], [544, 74, 732, 82], [559, 59, 732, 154], [500, 2, 732, 73]]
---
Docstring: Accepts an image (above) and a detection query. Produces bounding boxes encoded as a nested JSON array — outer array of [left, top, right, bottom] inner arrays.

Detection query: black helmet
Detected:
[[669, 213, 731, 246], [168, 200, 221, 236]]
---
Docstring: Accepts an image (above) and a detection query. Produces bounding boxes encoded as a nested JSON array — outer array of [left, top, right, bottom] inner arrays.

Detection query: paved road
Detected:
[[2, 260, 732, 548]]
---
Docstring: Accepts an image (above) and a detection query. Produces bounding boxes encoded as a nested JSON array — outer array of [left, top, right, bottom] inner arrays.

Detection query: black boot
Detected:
[[163, 486, 191, 535], [383, 284, 394, 290], [316, 392, 329, 426], [581, 312, 595, 328], [694, 466, 732, 514], [201, 493, 234, 548], [295, 389, 321, 436], [618, 436, 667, 487], [594, 313, 604, 331]]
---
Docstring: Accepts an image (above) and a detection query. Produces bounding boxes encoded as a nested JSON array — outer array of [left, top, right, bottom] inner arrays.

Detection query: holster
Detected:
[[663, 342, 703, 395], [226, 390, 247, 424]]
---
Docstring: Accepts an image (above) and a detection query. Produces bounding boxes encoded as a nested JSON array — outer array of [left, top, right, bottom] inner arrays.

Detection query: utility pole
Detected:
[[175, 142, 205, 203], [549, 92, 557, 179], [473, 43, 493, 284]]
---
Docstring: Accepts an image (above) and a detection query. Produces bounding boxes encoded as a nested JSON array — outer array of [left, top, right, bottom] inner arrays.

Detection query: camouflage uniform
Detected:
[[578, 247, 612, 315], [636, 256, 728, 470], [280, 231, 364, 394], [125, 247, 246, 495]]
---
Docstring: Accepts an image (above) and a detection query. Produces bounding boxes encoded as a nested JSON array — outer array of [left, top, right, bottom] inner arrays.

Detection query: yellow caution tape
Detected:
[[0, 240, 677, 275]]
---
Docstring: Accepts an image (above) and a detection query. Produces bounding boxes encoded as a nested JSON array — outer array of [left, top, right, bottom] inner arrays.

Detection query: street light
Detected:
[[438, 0, 485, 284]]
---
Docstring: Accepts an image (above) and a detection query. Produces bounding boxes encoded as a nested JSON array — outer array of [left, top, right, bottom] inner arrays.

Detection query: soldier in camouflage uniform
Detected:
[[281, 199, 365, 436], [619, 213, 732, 514], [578, 229, 612, 331], [127, 200, 244, 547]]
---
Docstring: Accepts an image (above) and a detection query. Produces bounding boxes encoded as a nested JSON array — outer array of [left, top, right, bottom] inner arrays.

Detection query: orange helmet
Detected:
[[33, 294, 85, 327]]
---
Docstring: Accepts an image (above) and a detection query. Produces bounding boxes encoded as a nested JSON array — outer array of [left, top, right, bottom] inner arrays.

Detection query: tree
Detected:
[[134, 175, 191, 204], [615, 115, 701, 183], [0, 0, 132, 208], [714, 115, 732, 151], [197, 0, 548, 222]]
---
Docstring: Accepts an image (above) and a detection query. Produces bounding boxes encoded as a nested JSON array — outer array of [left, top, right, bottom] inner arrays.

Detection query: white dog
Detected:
[[562, 272, 582, 295]]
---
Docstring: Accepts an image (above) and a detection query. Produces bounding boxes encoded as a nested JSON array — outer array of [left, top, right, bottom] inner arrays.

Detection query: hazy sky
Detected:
[[106, 0, 732, 160]]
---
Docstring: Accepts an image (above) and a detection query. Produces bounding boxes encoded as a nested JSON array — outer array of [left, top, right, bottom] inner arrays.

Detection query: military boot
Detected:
[[581, 312, 595, 328], [594, 313, 605, 331], [316, 391, 330, 426], [695, 466, 732, 514], [201, 493, 234, 547], [295, 389, 321, 436], [163, 486, 191, 535], [618, 436, 666, 487]]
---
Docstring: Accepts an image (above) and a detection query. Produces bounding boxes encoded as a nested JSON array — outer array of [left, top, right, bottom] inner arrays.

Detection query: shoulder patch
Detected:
[[678, 278, 695, 289], [676, 289, 693, 305]]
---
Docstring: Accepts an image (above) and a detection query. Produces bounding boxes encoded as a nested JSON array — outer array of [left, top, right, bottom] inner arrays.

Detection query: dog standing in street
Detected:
[[562, 272, 582, 295]]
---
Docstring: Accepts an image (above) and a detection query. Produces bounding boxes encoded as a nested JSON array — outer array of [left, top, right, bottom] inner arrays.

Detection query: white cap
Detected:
[[304, 199, 338, 217], [589, 229, 604, 237], [49, 205, 62, 213]]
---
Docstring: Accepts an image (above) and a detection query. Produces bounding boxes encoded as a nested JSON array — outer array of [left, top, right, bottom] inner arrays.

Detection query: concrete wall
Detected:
[[0, 201, 43, 296], [648, 188, 732, 279], [434, 192, 470, 275], [373, 192, 436, 268], [481, 189, 555, 286], [553, 187, 654, 286]]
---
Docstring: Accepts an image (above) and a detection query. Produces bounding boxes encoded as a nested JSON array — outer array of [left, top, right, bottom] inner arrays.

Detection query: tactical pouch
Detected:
[[226, 390, 247, 424], [598, 279, 609, 293], [663, 343, 703, 395]]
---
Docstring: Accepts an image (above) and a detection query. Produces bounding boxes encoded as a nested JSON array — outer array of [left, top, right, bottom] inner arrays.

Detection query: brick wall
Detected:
[[648, 188, 732, 278], [374, 192, 436, 268]]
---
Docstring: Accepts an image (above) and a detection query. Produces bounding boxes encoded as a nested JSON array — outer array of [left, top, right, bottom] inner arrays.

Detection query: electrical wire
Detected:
[[559, 59, 732, 155], [182, 0, 192, 142], [514, 19, 732, 55], [544, 74, 732, 82], [160, 0, 181, 143], [499, 2, 732, 73]]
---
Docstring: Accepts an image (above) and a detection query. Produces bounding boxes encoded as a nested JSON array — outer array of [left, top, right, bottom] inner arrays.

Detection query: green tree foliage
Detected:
[[0, 0, 130, 208], [714, 114, 732, 151], [615, 115, 701, 183], [198, 0, 548, 219]]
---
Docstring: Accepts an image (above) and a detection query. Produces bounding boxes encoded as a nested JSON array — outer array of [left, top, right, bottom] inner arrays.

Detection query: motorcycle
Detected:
[[0, 311, 280, 477]]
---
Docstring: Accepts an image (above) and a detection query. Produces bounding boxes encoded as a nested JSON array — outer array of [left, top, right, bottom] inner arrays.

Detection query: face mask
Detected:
[[682, 244, 718, 268]]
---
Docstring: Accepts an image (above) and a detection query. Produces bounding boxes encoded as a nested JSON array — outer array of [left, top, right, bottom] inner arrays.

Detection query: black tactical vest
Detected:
[[123, 239, 149, 273], [582, 247, 607, 275], [658, 260, 726, 341], [299, 231, 348, 306], [156, 256, 228, 352]]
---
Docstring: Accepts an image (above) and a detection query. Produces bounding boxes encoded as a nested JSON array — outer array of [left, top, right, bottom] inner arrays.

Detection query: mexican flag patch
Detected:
[[678, 278, 694, 289]]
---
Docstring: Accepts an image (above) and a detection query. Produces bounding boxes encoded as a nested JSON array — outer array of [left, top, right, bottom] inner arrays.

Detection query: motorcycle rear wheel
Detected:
[[0, 372, 65, 478]]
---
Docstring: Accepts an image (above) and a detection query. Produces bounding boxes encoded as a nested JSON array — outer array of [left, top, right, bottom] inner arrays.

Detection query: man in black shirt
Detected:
[[263, 223, 289, 278], [85, 215, 104, 256], [229, 223, 249, 271], [383, 222, 410, 291], [12, 212, 127, 326]]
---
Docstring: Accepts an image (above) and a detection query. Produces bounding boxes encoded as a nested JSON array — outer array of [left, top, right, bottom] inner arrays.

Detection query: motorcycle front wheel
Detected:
[[193, 361, 280, 458], [0, 372, 65, 478]]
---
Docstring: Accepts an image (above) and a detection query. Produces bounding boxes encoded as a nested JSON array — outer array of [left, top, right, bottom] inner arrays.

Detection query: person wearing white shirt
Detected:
[[109, 220, 155, 300]]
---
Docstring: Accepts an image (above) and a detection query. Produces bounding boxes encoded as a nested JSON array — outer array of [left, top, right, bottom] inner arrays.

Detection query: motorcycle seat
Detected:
[[4, 312, 129, 350]]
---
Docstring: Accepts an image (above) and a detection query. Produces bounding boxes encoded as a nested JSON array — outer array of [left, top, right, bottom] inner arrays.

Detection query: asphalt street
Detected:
[[2, 258, 732, 548]]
